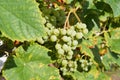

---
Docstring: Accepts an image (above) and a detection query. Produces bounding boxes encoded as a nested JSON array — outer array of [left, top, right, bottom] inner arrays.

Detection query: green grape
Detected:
[[41, 17, 46, 24], [67, 50, 73, 56], [73, 61, 77, 68], [45, 27, 52, 36], [84, 67, 88, 71], [46, 22, 52, 28], [75, 23, 82, 29], [66, 55, 72, 59], [60, 67, 67, 71], [68, 61, 73, 67], [81, 63, 85, 68], [62, 60, 68, 66], [62, 44, 71, 52], [62, 36, 70, 42], [43, 36, 48, 41], [67, 40, 72, 46], [71, 46, 76, 49], [76, 22, 87, 29], [60, 29, 66, 35], [72, 40, 78, 46], [50, 35, 57, 42], [80, 23, 87, 29], [67, 29, 72, 35], [69, 26, 75, 30], [79, 59, 84, 63], [71, 30, 76, 37], [83, 28, 88, 34], [53, 29, 59, 36], [75, 32, 83, 39], [55, 43, 61, 50], [37, 37, 44, 44], [70, 68, 74, 72], [57, 48, 64, 55]]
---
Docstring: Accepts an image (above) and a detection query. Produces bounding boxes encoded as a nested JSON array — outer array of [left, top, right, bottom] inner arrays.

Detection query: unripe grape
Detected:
[[0, 40, 3, 46], [88, 61, 93, 65], [72, 40, 78, 46], [83, 28, 88, 34], [46, 22, 52, 28], [81, 23, 87, 29], [53, 29, 59, 36], [68, 50, 73, 56], [73, 62, 77, 68], [66, 55, 72, 59], [70, 26, 75, 30], [50, 35, 57, 42], [67, 40, 72, 46], [71, 30, 76, 37], [42, 18, 46, 24], [68, 61, 73, 67], [60, 29, 66, 35], [57, 48, 64, 55], [62, 44, 69, 52], [55, 43, 61, 50], [79, 59, 84, 63], [62, 60, 68, 66], [70, 68, 74, 72], [81, 63, 85, 67], [67, 29, 72, 35], [62, 36, 70, 42], [60, 67, 67, 72], [37, 37, 44, 44], [75, 32, 83, 39], [43, 36, 48, 41], [76, 23, 87, 29], [84, 67, 88, 71]]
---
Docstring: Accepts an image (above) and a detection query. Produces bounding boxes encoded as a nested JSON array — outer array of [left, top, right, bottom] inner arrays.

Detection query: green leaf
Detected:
[[3, 44, 60, 80], [109, 28, 120, 39], [105, 0, 120, 17], [104, 28, 120, 54], [80, 40, 94, 60], [63, 0, 73, 4], [0, 0, 46, 41], [102, 49, 120, 70], [96, 72, 110, 80], [72, 71, 86, 80]]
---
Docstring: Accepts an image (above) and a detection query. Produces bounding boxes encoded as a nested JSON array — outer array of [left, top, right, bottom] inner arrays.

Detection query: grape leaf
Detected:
[[102, 50, 120, 70], [72, 71, 86, 80], [80, 40, 94, 60], [3, 43, 60, 80], [104, 28, 120, 54], [0, 0, 46, 41], [105, 0, 120, 17]]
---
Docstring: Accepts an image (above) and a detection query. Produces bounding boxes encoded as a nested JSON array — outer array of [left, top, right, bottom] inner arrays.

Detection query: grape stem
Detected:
[[64, 6, 81, 28], [72, 7, 81, 23], [64, 10, 72, 29]]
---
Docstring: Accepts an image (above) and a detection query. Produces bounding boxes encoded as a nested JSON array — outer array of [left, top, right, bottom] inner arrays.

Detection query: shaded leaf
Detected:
[[105, 0, 120, 17]]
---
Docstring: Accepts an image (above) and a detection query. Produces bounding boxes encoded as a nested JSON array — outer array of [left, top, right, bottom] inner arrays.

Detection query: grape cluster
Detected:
[[79, 59, 93, 71], [37, 22, 90, 74]]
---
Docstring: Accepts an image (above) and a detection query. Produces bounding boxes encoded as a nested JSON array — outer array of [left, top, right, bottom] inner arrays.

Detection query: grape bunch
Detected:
[[37, 21, 90, 74], [79, 59, 93, 71]]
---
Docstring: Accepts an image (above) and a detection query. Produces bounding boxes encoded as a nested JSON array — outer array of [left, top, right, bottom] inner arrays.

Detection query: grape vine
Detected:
[[0, 0, 120, 80], [36, 0, 120, 79]]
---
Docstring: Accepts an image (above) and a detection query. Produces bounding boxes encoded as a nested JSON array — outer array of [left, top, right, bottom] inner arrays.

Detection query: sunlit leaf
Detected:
[[0, 0, 46, 41], [3, 43, 60, 80]]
